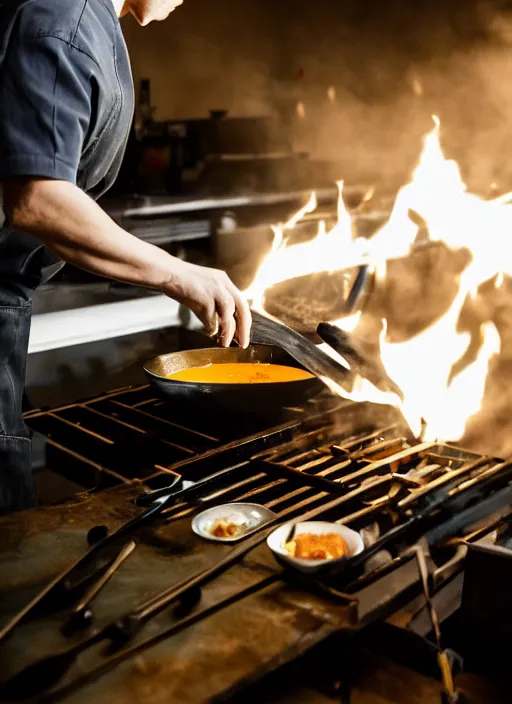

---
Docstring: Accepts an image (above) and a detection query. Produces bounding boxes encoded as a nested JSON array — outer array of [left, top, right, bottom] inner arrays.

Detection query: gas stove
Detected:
[[2, 387, 510, 703]]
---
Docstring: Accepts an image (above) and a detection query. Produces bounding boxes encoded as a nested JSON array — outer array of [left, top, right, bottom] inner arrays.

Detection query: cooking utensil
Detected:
[[0, 530, 279, 701], [137, 445, 361, 514], [250, 313, 403, 406], [343, 264, 375, 315], [0, 471, 226, 645], [144, 343, 324, 413], [316, 321, 404, 399], [0, 554, 92, 646], [260, 263, 374, 335], [62, 541, 136, 635], [37, 576, 278, 704], [136, 464, 254, 508]]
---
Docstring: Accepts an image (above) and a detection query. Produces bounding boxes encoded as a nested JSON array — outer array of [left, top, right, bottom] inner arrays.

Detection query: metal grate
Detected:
[[152, 420, 498, 550], [25, 382, 508, 589], [139, 420, 507, 626], [24, 385, 351, 491]]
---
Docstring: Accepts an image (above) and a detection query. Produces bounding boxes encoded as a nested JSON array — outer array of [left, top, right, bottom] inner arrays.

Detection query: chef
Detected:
[[0, 0, 251, 513]]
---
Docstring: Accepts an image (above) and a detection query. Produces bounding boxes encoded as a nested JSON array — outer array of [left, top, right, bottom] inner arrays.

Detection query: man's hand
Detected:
[[163, 260, 251, 348], [3, 178, 251, 347]]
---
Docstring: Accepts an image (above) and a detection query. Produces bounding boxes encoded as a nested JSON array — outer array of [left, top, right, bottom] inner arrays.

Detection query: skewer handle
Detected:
[[72, 541, 136, 614]]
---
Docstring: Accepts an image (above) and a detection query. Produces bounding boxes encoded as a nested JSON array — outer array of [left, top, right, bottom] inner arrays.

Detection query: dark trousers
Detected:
[[0, 224, 64, 513], [0, 298, 34, 512]]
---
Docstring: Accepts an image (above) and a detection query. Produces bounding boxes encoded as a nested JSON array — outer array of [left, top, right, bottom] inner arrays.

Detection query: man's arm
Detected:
[[3, 178, 251, 348], [0, 29, 251, 349]]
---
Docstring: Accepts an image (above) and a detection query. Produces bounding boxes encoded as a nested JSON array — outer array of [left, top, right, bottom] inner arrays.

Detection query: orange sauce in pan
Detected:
[[166, 363, 314, 384]]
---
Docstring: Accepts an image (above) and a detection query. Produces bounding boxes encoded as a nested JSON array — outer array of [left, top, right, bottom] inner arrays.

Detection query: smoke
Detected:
[[274, 0, 512, 191], [122, 0, 512, 191], [121, 0, 278, 118]]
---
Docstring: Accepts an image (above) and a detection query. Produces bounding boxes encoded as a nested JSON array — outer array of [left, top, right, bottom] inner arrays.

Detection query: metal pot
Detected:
[[144, 344, 323, 414]]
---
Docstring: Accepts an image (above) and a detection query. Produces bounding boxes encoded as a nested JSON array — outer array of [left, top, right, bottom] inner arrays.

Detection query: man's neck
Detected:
[[111, 0, 125, 17]]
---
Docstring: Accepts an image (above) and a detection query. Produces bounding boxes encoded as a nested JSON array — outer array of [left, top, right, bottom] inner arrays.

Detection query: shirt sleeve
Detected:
[[0, 34, 92, 184]]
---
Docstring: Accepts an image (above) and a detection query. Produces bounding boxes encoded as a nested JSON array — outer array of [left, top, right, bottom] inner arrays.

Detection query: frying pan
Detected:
[[144, 344, 323, 413]]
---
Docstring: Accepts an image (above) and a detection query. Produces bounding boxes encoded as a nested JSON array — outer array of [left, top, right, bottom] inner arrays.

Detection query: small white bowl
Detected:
[[192, 502, 277, 543], [267, 521, 364, 573]]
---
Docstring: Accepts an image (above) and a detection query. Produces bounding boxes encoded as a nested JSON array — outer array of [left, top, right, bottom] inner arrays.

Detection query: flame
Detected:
[[379, 286, 500, 440], [244, 116, 509, 441], [245, 184, 367, 311]]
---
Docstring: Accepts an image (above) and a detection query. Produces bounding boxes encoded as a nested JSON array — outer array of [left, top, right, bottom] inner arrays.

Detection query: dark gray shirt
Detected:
[[0, 0, 134, 298]]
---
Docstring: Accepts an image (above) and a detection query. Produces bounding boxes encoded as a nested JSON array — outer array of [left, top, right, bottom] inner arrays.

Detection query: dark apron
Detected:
[[0, 219, 64, 513]]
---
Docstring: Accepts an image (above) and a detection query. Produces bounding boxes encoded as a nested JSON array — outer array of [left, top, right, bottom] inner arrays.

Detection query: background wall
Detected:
[[122, 0, 279, 119], [122, 0, 512, 189]]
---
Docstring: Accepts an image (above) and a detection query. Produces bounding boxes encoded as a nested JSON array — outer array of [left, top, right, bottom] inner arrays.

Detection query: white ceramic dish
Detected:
[[192, 502, 277, 543], [266, 521, 365, 573]]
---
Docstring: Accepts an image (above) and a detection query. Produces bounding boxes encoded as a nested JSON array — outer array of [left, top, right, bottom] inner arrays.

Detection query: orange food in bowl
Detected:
[[285, 533, 348, 561]]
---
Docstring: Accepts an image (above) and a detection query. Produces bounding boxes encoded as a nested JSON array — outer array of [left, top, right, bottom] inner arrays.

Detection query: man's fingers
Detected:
[[182, 269, 250, 349], [206, 315, 219, 338], [233, 290, 252, 349], [195, 300, 217, 335], [222, 316, 236, 348], [216, 295, 236, 347]]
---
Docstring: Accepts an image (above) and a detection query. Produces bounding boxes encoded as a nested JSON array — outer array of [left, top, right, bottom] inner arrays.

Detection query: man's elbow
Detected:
[[6, 204, 29, 233], [2, 179, 46, 233]]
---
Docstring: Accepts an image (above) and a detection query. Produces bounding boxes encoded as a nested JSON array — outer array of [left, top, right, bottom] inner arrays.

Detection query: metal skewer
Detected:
[[0, 524, 113, 646], [0, 470, 236, 644], [411, 543, 464, 704], [63, 541, 136, 634]]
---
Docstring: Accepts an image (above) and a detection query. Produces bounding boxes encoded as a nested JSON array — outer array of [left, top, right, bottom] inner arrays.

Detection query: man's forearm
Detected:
[[3, 178, 176, 290], [2, 177, 252, 348]]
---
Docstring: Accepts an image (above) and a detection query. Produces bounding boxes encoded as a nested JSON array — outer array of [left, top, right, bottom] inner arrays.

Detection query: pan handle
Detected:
[[344, 264, 374, 314]]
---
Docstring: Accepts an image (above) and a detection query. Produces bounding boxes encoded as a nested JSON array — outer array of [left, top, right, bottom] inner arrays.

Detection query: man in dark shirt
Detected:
[[0, 0, 251, 513]]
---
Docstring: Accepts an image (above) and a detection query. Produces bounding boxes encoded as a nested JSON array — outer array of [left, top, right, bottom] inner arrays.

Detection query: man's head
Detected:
[[120, 0, 184, 25]]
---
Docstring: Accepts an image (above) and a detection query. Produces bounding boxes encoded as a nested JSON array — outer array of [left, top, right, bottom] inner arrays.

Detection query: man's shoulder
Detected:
[[0, 0, 117, 45]]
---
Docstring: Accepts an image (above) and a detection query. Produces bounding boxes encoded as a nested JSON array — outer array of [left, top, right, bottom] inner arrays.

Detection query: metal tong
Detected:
[[316, 321, 404, 399], [63, 541, 136, 635], [135, 464, 247, 507], [0, 457, 279, 645], [0, 539, 136, 646], [0, 465, 224, 645]]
